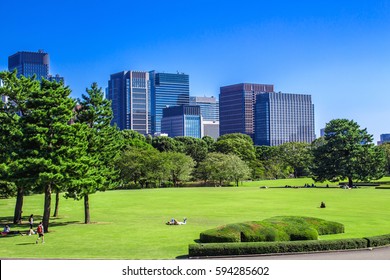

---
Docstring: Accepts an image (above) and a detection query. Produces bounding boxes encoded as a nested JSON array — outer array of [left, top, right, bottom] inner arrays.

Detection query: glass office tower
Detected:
[[107, 71, 151, 134], [8, 50, 49, 80], [219, 83, 274, 139], [8, 50, 64, 82], [379, 134, 390, 145], [189, 96, 219, 139], [161, 105, 202, 138], [189, 96, 219, 121], [150, 71, 190, 135], [255, 92, 315, 146]]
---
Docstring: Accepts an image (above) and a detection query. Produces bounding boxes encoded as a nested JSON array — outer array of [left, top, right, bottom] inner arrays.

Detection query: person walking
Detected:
[[28, 214, 34, 235], [36, 222, 44, 244]]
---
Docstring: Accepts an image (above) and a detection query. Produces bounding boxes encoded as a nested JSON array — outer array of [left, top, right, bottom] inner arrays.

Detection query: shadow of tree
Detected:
[[0, 215, 82, 232]]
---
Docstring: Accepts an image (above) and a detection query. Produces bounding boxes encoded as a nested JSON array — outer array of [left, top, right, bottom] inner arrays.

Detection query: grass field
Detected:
[[1, 178, 390, 259]]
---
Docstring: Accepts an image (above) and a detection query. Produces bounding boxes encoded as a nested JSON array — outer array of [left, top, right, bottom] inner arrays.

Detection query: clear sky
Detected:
[[1, 0, 389, 142]]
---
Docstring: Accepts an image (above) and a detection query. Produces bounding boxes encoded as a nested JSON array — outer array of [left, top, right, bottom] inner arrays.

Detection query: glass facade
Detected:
[[219, 83, 274, 139], [107, 71, 150, 134], [150, 71, 190, 135], [189, 96, 219, 121], [161, 105, 202, 138], [380, 134, 390, 144], [8, 51, 49, 80], [255, 92, 315, 146]]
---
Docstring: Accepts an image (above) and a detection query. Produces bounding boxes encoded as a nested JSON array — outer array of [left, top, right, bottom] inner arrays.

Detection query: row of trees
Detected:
[[1, 71, 388, 231], [0, 71, 120, 232]]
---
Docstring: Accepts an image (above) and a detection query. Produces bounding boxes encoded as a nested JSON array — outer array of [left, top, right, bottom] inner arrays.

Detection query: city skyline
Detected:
[[2, 0, 390, 142]]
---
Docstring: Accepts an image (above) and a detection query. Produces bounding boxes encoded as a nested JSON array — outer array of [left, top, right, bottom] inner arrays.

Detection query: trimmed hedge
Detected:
[[199, 216, 344, 243], [365, 234, 390, 247], [189, 238, 368, 257]]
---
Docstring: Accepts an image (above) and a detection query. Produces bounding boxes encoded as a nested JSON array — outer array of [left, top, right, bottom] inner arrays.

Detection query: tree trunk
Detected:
[[13, 186, 24, 224], [84, 195, 90, 224], [43, 183, 52, 233], [348, 177, 353, 188], [53, 190, 60, 217]]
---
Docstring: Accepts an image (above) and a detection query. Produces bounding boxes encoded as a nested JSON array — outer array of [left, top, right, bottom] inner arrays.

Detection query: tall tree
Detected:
[[174, 136, 208, 165], [278, 142, 312, 178], [202, 136, 216, 152], [214, 133, 256, 162], [121, 129, 153, 150], [255, 146, 291, 179], [378, 143, 390, 175], [196, 152, 250, 186], [69, 82, 120, 224], [116, 147, 159, 188], [164, 152, 195, 187], [151, 136, 185, 153], [0, 71, 40, 224], [225, 154, 251, 186], [311, 119, 386, 188], [28, 79, 76, 232]]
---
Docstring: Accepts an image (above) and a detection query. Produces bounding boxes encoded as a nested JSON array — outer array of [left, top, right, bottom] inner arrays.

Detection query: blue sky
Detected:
[[1, 0, 390, 142]]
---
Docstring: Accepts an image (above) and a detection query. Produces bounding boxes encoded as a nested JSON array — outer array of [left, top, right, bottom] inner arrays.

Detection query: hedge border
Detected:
[[188, 234, 390, 257]]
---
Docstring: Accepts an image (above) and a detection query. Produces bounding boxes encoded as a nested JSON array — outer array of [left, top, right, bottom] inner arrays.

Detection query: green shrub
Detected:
[[264, 216, 344, 236], [199, 216, 344, 243], [189, 238, 368, 257], [365, 234, 390, 247]]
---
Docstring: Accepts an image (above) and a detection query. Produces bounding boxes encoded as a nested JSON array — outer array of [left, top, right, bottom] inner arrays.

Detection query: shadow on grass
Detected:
[[16, 242, 36, 246], [0, 215, 82, 233]]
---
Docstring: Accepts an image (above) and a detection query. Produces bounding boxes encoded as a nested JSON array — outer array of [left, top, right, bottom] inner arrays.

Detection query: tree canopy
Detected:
[[311, 119, 386, 187]]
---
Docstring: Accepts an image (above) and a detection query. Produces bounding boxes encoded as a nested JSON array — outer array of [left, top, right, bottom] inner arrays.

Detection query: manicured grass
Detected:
[[1, 178, 390, 259]]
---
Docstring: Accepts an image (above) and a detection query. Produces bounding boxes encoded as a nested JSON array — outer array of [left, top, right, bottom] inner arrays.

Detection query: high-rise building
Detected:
[[150, 71, 190, 135], [189, 96, 219, 121], [378, 133, 390, 145], [190, 96, 220, 139], [107, 71, 151, 134], [8, 50, 64, 82], [219, 83, 274, 139], [161, 105, 202, 138], [254, 92, 315, 146]]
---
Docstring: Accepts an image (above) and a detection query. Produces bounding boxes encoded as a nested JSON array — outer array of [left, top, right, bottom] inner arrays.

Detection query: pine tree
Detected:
[[0, 71, 40, 224], [68, 83, 120, 224]]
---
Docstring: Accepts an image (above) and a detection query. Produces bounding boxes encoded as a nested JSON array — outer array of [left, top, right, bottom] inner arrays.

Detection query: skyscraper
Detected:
[[107, 71, 151, 134], [189, 96, 219, 121], [254, 92, 315, 146], [378, 134, 390, 145], [150, 71, 190, 135], [219, 83, 274, 138], [161, 105, 202, 138], [189, 96, 220, 139], [8, 50, 64, 82]]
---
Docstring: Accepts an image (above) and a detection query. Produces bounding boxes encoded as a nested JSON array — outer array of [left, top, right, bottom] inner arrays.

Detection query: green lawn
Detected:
[[1, 178, 390, 259]]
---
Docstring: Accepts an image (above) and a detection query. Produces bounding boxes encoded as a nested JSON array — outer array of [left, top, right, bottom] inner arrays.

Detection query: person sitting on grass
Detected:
[[1, 224, 22, 236], [166, 218, 187, 225]]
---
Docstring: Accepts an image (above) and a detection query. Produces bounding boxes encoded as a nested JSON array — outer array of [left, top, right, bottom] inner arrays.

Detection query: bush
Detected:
[[365, 234, 390, 247], [264, 216, 344, 236], [199, 216, 344, 243], [189, 238, 368, 257]]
